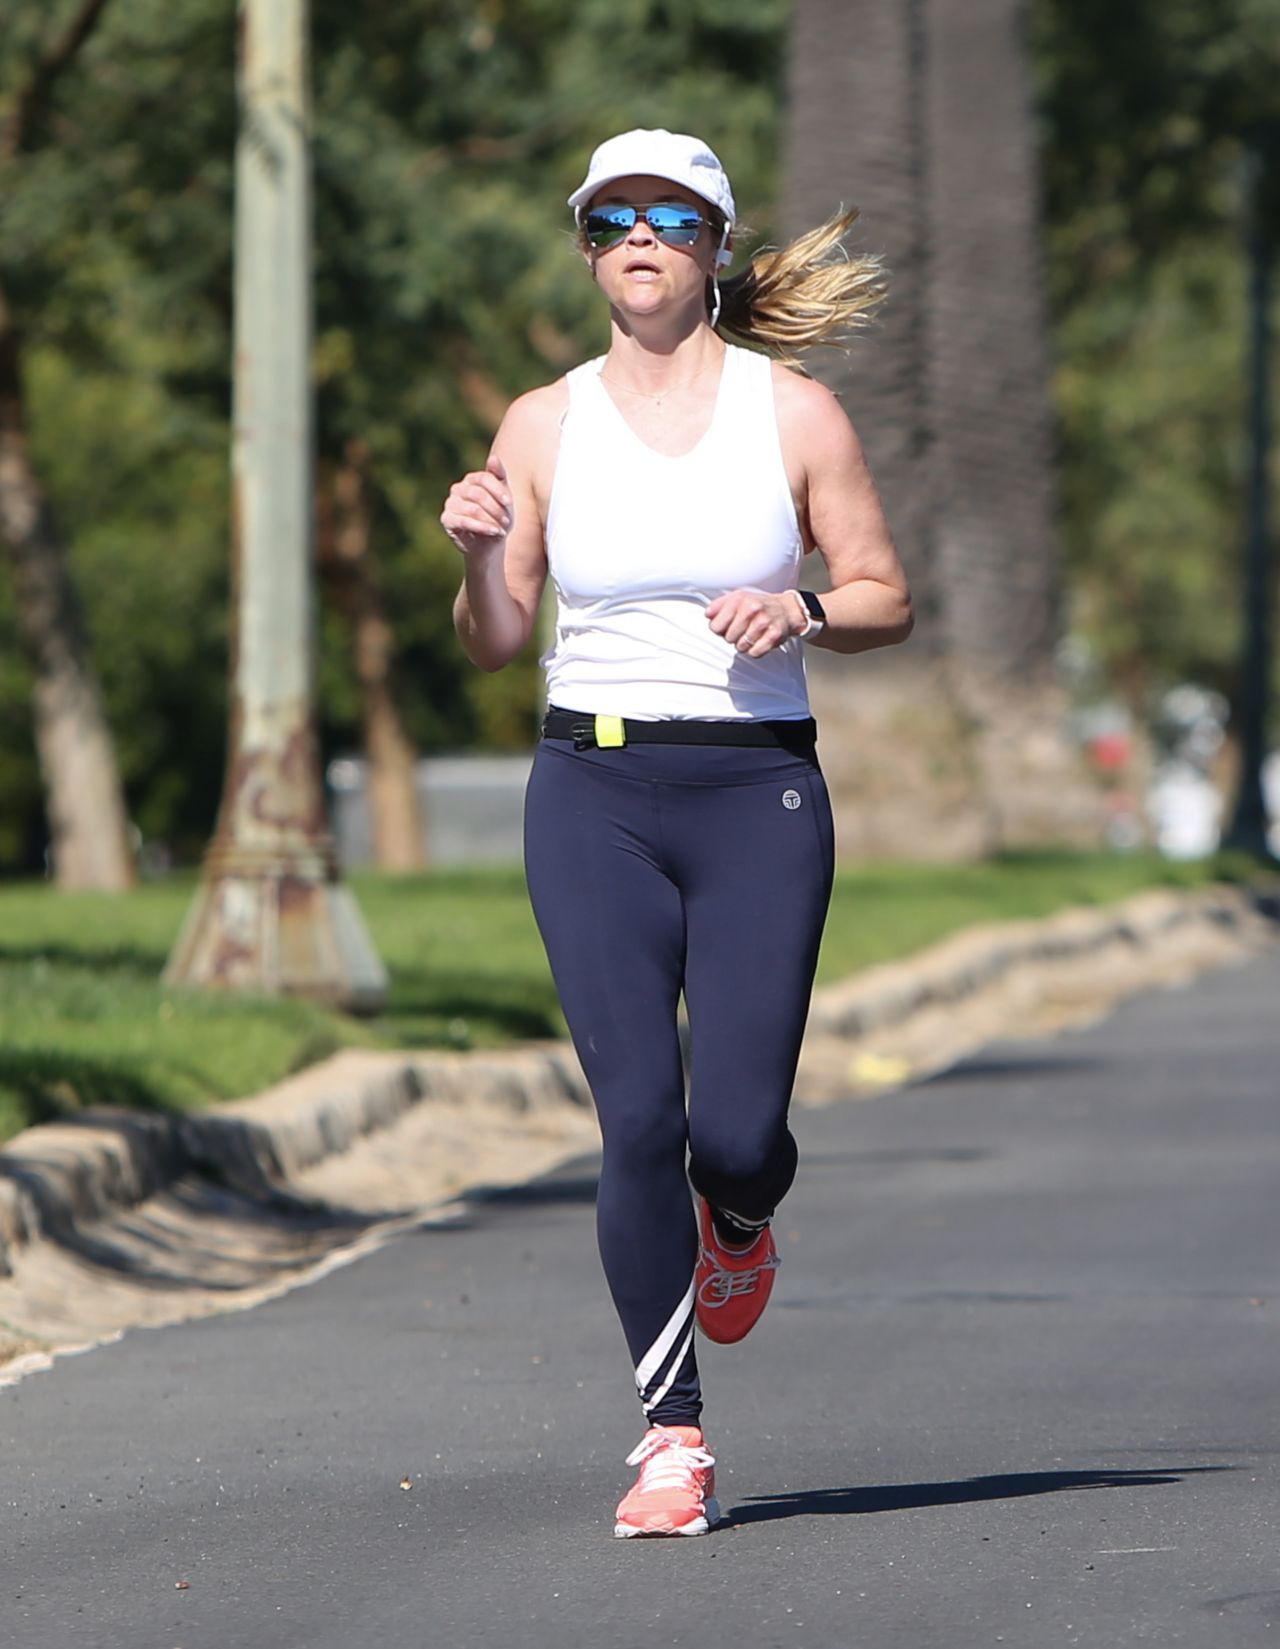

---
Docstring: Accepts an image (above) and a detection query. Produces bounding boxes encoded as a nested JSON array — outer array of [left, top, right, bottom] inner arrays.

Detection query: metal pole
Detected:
[[1225, 132, 1277, 860], [165, 0, 387, 1007]]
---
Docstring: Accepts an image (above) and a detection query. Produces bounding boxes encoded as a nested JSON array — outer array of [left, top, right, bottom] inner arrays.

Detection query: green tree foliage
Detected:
[[305, 0, 785, 754], [2, 0, 1274, 874], [1, 0, 235, 868], [1033, 0, 1280, 712], [0, 0, 787, 872]]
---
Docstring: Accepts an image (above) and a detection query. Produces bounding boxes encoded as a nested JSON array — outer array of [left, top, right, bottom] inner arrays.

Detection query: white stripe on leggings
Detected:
[[642, 1321, 696, 1416], [634, 1276, 696, 1397]]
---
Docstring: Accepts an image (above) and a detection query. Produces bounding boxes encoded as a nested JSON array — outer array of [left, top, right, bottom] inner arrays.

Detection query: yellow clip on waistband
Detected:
[[594, 714, 626, 749]]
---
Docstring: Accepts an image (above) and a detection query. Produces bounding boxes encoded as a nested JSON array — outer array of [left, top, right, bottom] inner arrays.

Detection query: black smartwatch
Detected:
[[795, 588, 827, 638]]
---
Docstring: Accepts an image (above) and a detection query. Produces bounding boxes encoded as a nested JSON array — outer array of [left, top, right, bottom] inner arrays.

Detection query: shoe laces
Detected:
[[697, 1242, 781, 1308], [624, 1426, 715, 1493]]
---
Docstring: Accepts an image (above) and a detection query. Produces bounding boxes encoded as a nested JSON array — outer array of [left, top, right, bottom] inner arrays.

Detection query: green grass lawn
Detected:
[[0, 852, 1252, 1144]]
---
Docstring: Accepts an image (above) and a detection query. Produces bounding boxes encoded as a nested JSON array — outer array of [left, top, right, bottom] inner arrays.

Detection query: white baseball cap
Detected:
[[567, 128, 737, 228]]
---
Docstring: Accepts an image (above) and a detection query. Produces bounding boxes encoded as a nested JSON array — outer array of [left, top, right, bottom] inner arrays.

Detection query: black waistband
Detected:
[[541, 708, 817, 753]]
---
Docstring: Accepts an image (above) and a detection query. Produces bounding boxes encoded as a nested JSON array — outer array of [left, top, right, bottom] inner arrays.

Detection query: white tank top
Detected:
[[543, 344, 810, 721]]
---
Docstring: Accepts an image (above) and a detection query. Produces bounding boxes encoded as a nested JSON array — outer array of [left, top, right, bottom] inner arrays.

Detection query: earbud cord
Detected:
[[710, 223, 731, 329]]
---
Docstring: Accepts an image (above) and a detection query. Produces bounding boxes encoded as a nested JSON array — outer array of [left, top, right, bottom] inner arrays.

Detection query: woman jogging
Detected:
[[443, 128, 912, 1538]]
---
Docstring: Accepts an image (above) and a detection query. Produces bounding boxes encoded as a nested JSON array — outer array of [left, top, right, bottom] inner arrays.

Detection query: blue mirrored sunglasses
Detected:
[[582, 203, 708, 250]]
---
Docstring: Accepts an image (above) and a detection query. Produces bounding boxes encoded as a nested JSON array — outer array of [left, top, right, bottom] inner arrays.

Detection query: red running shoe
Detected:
[[694, 1198, 781, 1344], [614, 1425, 720, 1538]]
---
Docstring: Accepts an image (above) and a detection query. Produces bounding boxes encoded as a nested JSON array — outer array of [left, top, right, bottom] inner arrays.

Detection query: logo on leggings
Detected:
[[781, 789, 803, 811]]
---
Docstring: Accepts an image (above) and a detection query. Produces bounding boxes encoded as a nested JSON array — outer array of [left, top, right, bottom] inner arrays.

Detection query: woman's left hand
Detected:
[[706, 588, 803, 658]]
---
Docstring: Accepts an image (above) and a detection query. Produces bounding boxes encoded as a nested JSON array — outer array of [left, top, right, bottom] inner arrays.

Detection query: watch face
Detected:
[[800, 589, 827, 622]]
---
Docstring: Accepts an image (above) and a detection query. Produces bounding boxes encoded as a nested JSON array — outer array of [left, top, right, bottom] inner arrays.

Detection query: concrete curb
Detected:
[[805, 884, 1270, 1039], [178, 1043, 590, 1202], [0, 882, 1273, 1278], [0, 1045, 590, 1279]]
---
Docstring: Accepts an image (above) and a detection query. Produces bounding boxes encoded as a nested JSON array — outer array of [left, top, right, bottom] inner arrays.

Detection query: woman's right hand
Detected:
[[440, 454, 513, 556]]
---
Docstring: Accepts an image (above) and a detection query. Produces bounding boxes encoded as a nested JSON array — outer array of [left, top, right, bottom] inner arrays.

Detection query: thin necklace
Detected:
[[599, 356, 721, 408]]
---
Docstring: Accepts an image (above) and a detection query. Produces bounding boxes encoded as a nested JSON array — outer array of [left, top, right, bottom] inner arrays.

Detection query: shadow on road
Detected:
[[726, 1464, 1232, 1525], [466, 1166, 600, 1209], [916, 1054, 1110, 1087]]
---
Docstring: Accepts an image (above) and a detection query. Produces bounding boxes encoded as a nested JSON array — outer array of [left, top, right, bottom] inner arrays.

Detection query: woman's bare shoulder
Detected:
[[770, 359, 864, 460], [770, 359, 848, 421], [491, 379, 574, 512], [491, 379, 572, 495], [499, 378, 572, 440]]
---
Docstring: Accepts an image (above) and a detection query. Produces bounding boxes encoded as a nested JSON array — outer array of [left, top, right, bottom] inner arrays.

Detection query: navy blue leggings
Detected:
[[523, 733, 835, 1426]]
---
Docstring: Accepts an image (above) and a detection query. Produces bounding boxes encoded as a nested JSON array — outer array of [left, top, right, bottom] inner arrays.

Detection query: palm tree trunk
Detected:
[[923, 0, 1061, 691], [782, 0, 940, 646], [780, 0, 1103, 854], [0, 286, 136, 889], [781, 0, 990, 857], [920, 0, 1104, 845]]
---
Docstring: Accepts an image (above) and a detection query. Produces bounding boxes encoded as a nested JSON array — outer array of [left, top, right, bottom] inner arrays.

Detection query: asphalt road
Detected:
[[4, 950, 1279, 1649]]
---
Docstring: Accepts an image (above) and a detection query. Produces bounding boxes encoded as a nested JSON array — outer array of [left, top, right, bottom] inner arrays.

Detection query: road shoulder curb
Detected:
[[0, 881, 1273, 1280]]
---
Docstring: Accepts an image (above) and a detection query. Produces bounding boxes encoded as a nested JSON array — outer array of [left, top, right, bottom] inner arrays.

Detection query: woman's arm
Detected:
[[445, 383, 564, 672], [708, 368, 913, 660], [778, 367, 912, 655]]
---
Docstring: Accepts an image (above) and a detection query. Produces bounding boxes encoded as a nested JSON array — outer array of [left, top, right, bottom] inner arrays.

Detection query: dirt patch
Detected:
[[0, 1098, 598, 1389]]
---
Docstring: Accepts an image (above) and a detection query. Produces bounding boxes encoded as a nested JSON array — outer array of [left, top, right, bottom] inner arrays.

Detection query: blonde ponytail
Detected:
[[714, 209, 887, 363]]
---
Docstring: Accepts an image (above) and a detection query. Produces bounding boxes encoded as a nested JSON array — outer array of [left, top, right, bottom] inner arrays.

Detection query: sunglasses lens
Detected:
[[647, 205, 704, 245], [583, 204, 707, 249], [584, 206, 635, 248]]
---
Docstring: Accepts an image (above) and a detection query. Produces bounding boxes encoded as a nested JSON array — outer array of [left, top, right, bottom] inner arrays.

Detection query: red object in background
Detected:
[[1089, 732, 1132, 771]]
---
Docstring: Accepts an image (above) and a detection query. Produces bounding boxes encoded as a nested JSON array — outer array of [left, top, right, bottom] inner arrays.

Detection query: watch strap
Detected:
[[792, 588, 827, 639]]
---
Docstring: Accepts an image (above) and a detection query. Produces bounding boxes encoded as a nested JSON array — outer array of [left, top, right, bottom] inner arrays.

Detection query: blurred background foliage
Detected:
[[0, 0, 1276, 873], [1034, 0, 1280, 708]]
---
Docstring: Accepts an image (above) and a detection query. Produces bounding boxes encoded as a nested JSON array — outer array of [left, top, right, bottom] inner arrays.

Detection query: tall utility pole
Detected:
[[1225, 129, 1277, 859], [166, 0, 387, 1007]]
